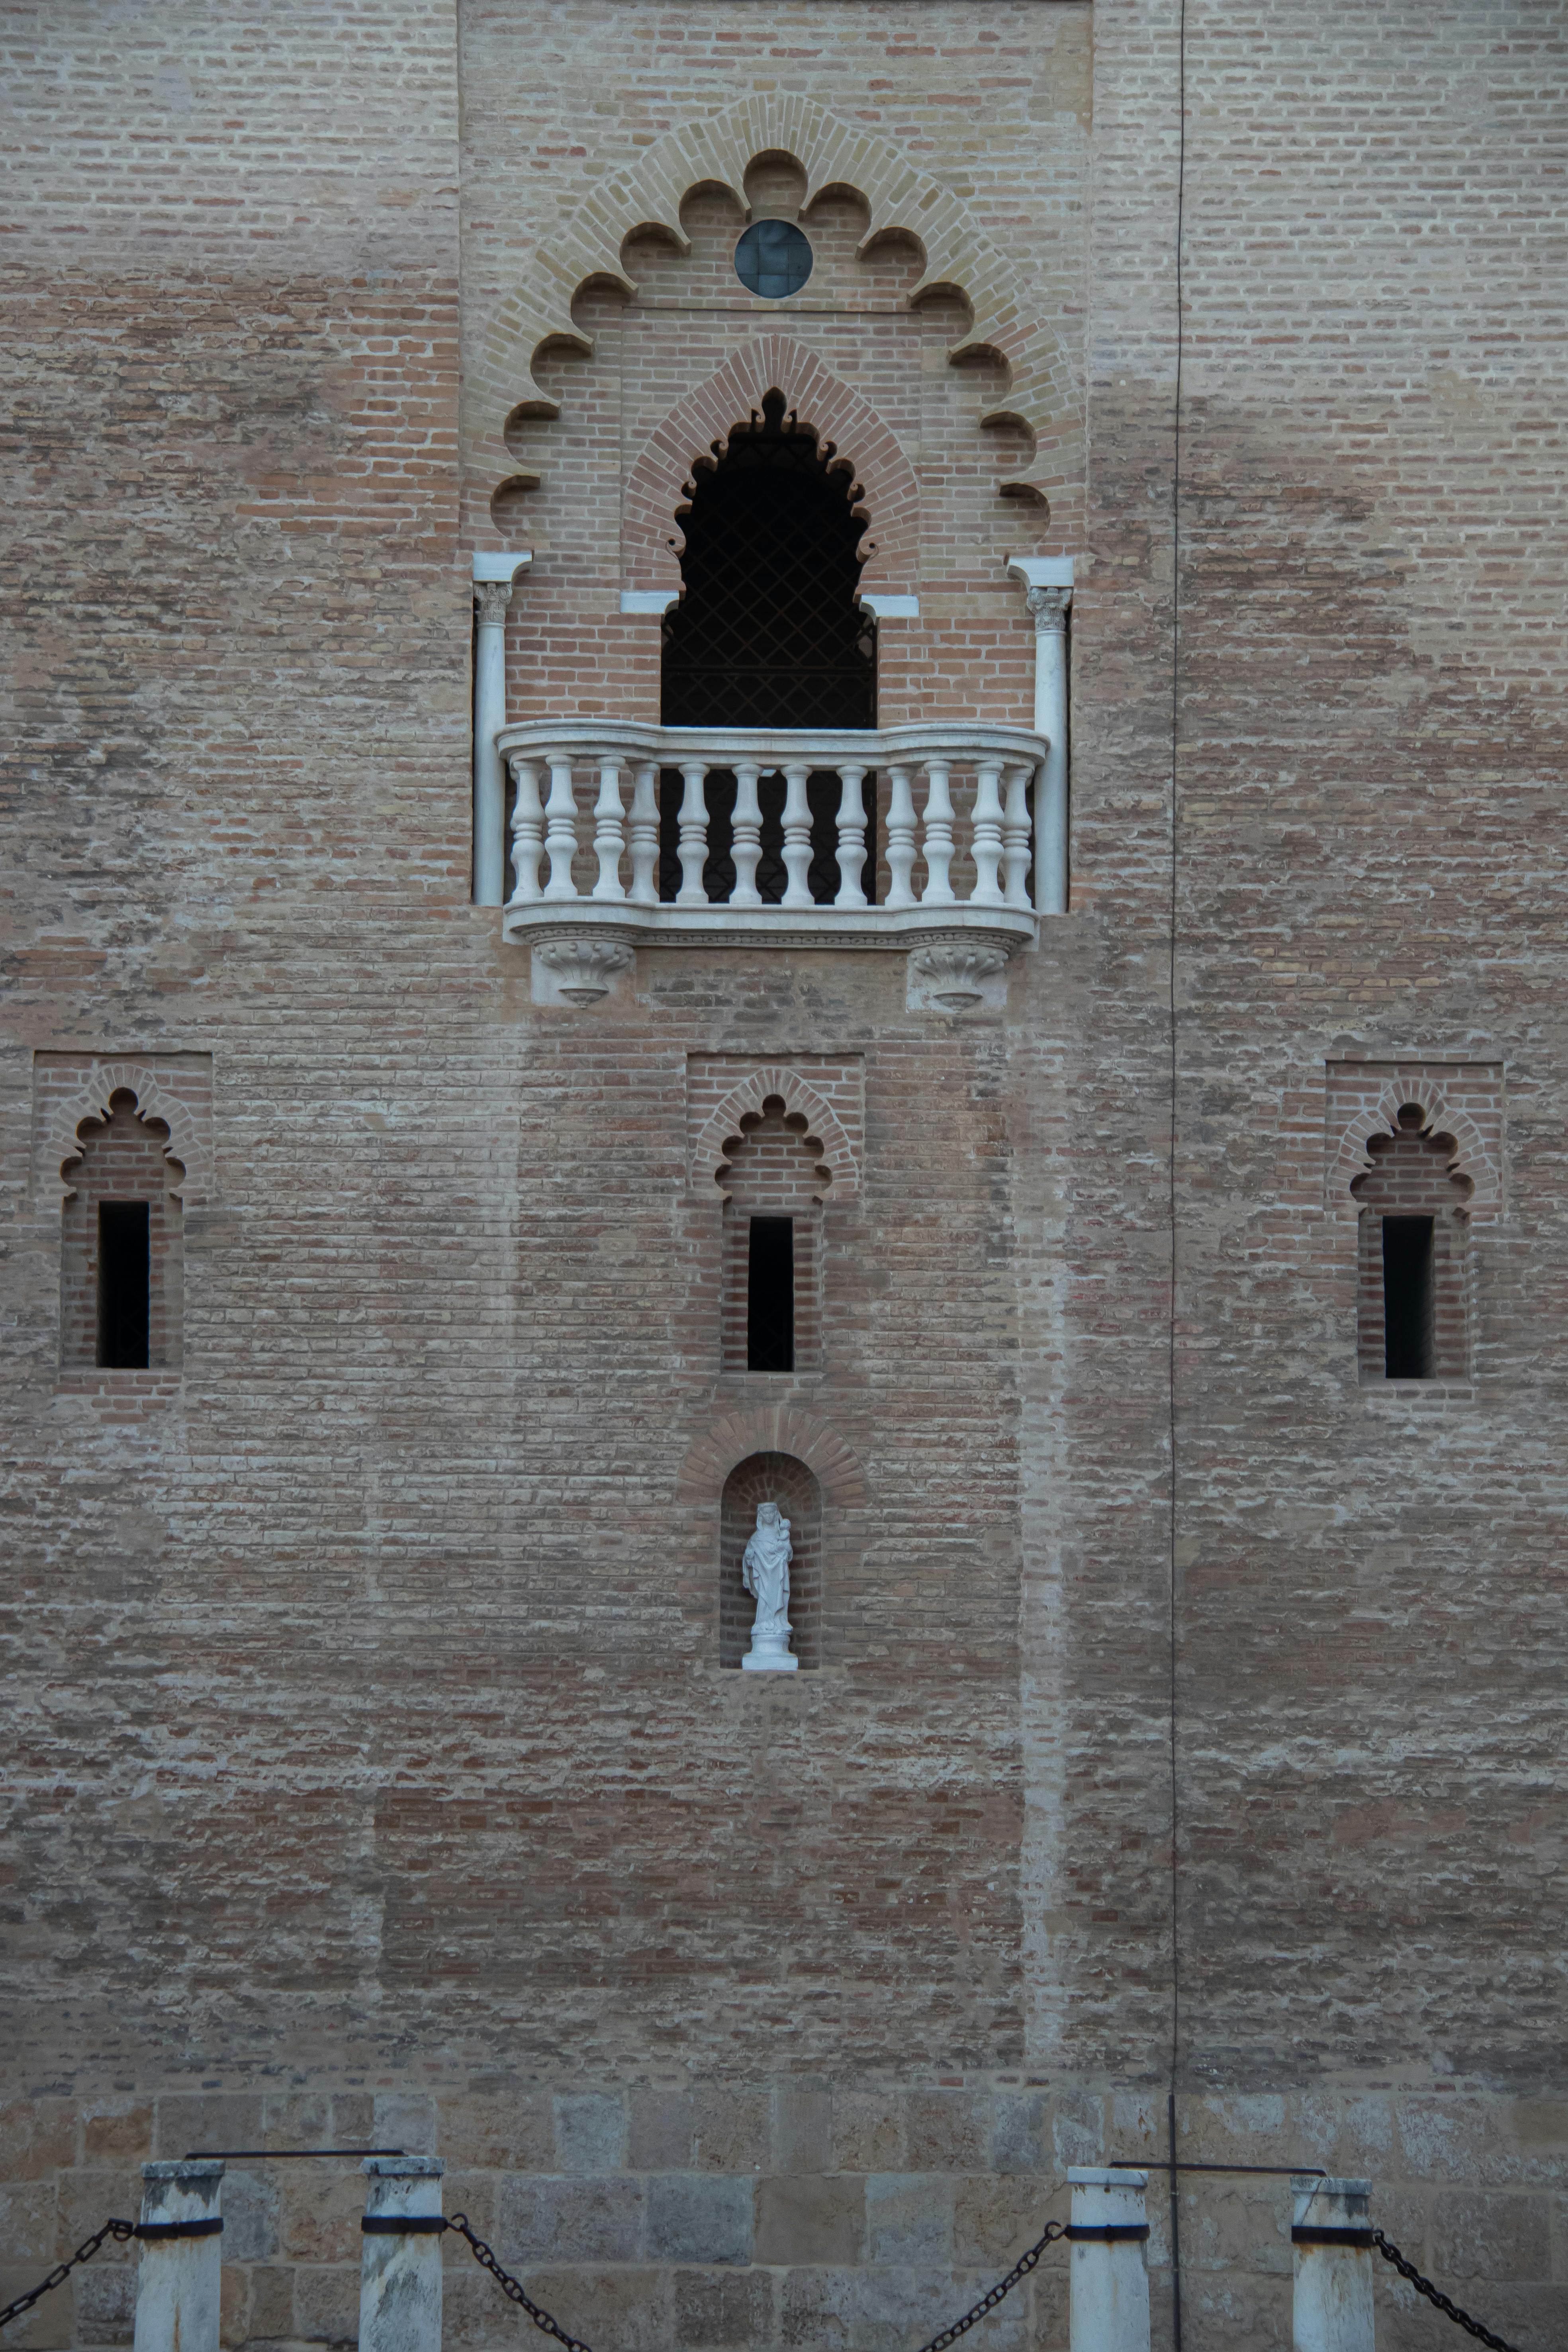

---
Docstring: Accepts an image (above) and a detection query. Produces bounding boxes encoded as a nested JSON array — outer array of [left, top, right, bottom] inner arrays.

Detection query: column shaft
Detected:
[[132, 2160, 224, 2352]]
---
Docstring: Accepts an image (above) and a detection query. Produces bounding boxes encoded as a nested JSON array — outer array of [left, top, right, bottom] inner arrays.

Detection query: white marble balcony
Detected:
[[493, 721, 1053, 977]]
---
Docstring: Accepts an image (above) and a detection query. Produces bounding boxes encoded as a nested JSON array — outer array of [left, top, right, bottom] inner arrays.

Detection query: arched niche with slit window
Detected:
[[656, 385, 879, 906], [1349, 1103, 1475, 1381], [720, 1450, 822, 1670], [714, 1090, 834, 1376], [59, 1087, 186, 1370]]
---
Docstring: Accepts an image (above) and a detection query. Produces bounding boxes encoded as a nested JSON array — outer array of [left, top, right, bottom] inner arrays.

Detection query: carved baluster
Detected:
[[919, 758, 956, 905], [730, 762, 763, 907], [781, 761, 814, 907], [1002, 762, 1034, 908], [542, 753, 581, 900], [507, 758, 544, 905], [591, 755, 627, 900], [833, 765, 869, 909], [885, 765, 917, 909], [676, 760, 711, 905], [969, 756, 1005, 907], [626, 761, 660, 906]]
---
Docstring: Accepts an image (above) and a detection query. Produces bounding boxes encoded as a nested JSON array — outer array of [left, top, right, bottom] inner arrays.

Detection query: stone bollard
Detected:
[[131, 2160, 224, 2352], [1292, 2176, 1375, 2352], [1068, 2167, 1151, 2352], [360, 2156, 446, 2352]]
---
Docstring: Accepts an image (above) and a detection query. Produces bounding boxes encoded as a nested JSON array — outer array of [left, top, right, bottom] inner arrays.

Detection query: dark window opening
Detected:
[[734, 219, 814, 300], [98, 1200, 151, 1369], [661, 386, 876, 732], [1382, 1216, 1434, 1380], [747, 1217, 795, 1373]]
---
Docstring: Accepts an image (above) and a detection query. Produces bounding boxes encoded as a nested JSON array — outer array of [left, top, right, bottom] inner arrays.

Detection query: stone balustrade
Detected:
[[493, 722, 1053, 974]]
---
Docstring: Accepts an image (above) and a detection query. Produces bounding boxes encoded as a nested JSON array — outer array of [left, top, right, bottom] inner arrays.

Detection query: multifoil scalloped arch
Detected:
[[691, 1063, 860, 1203], [622, 337, 921, 598], [471, 93, 1079, 510], [47, 1061, 208, 1210], [1327, 1080, 1499, 1220]]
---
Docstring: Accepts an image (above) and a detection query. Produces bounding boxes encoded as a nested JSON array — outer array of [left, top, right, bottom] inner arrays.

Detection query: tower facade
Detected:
[[5, 5, 1566, 2349]]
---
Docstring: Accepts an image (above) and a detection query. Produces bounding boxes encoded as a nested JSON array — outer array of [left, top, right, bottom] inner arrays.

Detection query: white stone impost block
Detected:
[[360, 2157, 446, 2352], [132, 2160, 224, 2352], [1068, 2168, 1150, 2352], [1292, 2177, 1374, 2352]]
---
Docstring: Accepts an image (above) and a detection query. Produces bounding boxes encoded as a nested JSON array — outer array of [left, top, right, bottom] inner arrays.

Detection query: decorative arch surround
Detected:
[[623, 339, 921, 601], [472, 94, 1079, 511], [1327, 1075, 1500, 1220], [41, 1059, 211, 1210], [691, 1063, 859, 1202]]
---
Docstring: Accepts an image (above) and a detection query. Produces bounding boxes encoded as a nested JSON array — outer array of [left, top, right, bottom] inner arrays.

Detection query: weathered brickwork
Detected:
[[3, 2, 1567, 2350]]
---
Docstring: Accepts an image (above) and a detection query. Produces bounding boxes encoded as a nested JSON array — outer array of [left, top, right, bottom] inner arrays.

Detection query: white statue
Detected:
[[741, 1501, 797, 1672]]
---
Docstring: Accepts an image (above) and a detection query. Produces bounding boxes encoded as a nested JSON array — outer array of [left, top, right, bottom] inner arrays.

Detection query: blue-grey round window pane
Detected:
[[735, 218, 813, 300]]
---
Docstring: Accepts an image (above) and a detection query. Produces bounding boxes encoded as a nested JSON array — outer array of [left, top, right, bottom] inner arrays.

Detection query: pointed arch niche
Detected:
[[623, 340, 920, 609]]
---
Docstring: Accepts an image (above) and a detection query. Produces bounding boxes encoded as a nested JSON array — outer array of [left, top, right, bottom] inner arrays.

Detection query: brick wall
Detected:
[[4, 2, 1568, 2349]]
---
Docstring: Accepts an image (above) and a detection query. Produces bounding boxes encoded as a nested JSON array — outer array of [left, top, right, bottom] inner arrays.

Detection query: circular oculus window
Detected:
[[734, 218, 813, 300]]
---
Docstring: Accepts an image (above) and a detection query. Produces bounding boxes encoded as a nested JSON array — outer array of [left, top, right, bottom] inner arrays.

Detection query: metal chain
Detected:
[[911, 2217, 1067, 2352], [1372, 2227, 1525, 2352], [0, 2220, 137, 2335], [446, 2215, 598, 2352]]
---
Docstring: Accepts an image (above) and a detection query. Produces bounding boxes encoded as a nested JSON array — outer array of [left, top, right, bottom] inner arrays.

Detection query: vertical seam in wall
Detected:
[[1168, 0, 1189, 2342]]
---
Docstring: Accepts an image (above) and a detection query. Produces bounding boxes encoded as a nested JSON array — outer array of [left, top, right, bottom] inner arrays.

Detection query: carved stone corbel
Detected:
[[532, 933, 635, 1007]]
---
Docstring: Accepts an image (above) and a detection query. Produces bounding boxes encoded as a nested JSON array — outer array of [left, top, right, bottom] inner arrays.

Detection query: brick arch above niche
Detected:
[[471, 92, 1079, 513], [621, 338, 920, 602], [676, 1404, 867, 1515]]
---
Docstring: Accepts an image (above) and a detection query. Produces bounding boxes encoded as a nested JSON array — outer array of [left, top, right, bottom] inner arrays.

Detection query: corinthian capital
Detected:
[[1025, 584, 1072, 634], [475, 577, 517, 625], [472, 548, 532, 625]]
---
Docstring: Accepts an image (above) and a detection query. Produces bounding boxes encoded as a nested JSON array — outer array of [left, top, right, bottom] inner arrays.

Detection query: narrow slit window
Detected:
[[747, 1216, 795, 1372], [1382, 1215, 1434, 1380], [98, 1200, 151, 1369]]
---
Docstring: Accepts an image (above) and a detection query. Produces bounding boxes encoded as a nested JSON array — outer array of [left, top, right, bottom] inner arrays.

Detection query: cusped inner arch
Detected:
[[622, 339, 920, 599], [469, 94, 1077, 510]]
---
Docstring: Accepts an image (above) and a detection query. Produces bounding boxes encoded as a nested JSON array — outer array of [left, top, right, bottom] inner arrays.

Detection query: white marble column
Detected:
[[472, 552, 532, 906], [1292, 2176, 1375, 2352], [132, 2160, 224, 2352], [1068, 2167, 1150, 2352], [1007, 556, 1074, 915], [360, 2156, 446, 2352]]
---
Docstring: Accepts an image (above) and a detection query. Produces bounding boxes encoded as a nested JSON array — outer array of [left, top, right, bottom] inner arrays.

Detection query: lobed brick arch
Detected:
[[691, 1063, 859, 1202], [46, 1061, 208, 1210], [621, 337, 920, 601], [1328, 1079, 1499, 1220], [677, 1404, 867, 1514], [470, 93, 1079, 513]]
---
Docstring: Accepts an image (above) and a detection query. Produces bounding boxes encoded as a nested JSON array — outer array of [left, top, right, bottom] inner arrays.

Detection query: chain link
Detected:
[[0, 2220, 137, 2336], [1372, 2227, 1525, 2352], [910, 2217, 1067, 2352], [446, 2215, 597, 2352], [448, 2206, 1065, 2352]]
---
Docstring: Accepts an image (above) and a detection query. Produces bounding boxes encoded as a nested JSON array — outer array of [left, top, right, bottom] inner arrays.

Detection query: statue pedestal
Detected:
[[742, 1645, 798, 1672]]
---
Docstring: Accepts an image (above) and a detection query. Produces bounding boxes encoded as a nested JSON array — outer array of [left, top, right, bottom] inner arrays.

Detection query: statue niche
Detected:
[[720, 1450, 822, 1670]]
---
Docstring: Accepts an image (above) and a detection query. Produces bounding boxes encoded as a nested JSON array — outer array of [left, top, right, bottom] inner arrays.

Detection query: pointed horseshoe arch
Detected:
[[622, 337, 920, 602]]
